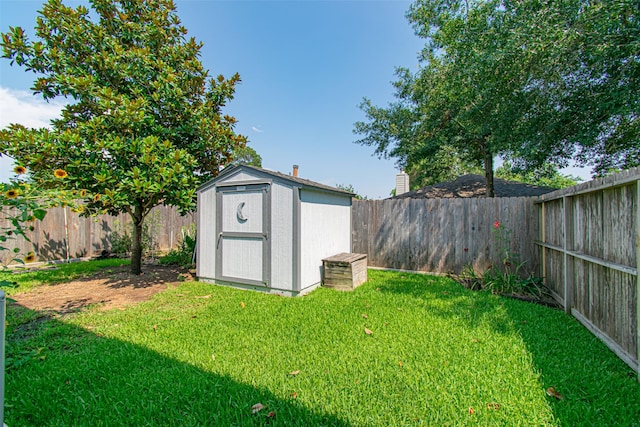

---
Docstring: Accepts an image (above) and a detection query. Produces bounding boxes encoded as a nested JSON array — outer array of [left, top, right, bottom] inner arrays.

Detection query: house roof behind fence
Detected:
[[390, 174, 556, 199]]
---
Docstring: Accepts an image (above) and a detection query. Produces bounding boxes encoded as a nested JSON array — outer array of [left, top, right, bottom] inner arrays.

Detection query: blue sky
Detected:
[[0, 0, 590, 197], [1, 0, 426, 198]]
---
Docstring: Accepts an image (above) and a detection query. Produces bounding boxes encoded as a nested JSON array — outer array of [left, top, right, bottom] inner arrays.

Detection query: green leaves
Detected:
[[1, 0, 246, 274], [356, 0, 640, 188], [32, 209, 47, 221]]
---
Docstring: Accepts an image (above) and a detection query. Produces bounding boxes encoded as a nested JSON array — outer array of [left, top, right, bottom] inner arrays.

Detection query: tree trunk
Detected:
[[484, 150, 495, 197], [130, 205, 144, 275]]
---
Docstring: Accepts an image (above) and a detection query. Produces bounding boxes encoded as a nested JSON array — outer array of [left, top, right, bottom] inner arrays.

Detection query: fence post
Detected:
[[636, 180, 640, 382], [563, 196, 574, 314], [541, 201, 546, 285]]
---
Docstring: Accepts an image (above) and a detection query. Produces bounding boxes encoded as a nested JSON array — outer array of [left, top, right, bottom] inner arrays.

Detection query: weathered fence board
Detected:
[[352, 197, 539, 276], [537, 166, 639, 376], [1, 205, 195, 265]]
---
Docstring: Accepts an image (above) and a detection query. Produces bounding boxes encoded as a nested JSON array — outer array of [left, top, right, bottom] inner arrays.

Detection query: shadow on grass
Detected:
[[371, 270, 640, 426], [370, 270, 515, 334], [500, 301, 640, 426], [5, 303, 352, 426]]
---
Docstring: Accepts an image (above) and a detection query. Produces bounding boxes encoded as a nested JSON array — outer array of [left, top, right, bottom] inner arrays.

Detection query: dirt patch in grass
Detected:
[[11, 263, 194, 314]]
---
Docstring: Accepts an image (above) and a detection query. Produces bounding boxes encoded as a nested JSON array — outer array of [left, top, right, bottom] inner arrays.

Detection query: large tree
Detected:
[[505, 0, 639, 175], [356, 0, 529, 196], [1, 0, 247, 274], [355, 0, 639, 194]]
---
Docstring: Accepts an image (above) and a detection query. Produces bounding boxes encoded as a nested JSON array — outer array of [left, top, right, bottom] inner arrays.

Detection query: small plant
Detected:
[[460, 221, 545, 297], [482, 262, 545, 296], [108, 220, 133, 257], [159, 224, 196, 268], [458, 264, 483, 291], [1, 166, 75, 283], [109, 215, 161, 259], [142, 210, 162, 259]]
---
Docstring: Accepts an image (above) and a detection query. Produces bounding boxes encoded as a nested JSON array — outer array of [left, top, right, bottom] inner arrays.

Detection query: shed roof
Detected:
[[198, 164, 355, 196], [390, 174, 556, 199]]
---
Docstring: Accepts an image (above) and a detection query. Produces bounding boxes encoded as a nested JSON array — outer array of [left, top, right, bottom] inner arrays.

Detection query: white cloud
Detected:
[[0, 87, 66, 182], [0, 86, 65, 129], [251, 126, 264, 133]]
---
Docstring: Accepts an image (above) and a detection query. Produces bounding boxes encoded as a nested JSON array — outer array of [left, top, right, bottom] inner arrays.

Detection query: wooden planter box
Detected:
[[322, 253, 368, 291]]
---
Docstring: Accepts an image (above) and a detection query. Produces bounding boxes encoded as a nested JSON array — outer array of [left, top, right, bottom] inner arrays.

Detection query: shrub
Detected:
[[159, 225, 195, 268], [459, 221, 545, 297]]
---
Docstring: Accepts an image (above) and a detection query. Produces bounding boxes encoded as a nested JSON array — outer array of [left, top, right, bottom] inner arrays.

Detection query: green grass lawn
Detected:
[[2, 265, 639, 426]]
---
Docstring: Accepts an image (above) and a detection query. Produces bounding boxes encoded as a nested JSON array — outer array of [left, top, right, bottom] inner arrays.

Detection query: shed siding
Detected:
[[224, 171, 257, 183], [221, 237, 263, 281], [271, 182, 294, 290], [300, 190, 351, 288], [197, 165, 353, 295], [197, 188, 217, 279]]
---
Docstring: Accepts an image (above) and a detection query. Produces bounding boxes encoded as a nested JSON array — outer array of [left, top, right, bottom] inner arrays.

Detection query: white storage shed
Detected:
[[196, 165, 354, 296]]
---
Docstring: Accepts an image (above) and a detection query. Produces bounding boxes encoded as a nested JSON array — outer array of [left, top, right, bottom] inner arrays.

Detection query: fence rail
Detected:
[[1, 205, 195, 265], [352, 197, 539, 275], [3, 169, 639, 378], [353, 168, 640, 378], [536, 167, 639, 373]]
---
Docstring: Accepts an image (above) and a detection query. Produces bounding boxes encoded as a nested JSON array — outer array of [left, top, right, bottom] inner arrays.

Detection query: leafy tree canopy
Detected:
[[354, 0, 639, 195], [335, 183, 367, 200], [1, 0, 247, 274], [229, 144, 262, 168], [495, 162, 581, 190]]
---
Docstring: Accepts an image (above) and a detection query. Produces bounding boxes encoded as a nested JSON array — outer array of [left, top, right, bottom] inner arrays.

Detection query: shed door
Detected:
[[215, 183, 271, 287]]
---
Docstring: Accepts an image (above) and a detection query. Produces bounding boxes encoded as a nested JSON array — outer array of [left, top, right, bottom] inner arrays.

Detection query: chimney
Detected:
[[395, 170, 409, 196], [293, 165, 299, 177]]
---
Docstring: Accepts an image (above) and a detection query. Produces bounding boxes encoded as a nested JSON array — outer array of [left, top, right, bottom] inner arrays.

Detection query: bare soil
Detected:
[[11, 263, 194, 315]]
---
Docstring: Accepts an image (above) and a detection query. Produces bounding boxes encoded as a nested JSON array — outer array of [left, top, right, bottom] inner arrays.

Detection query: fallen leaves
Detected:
[[240, 301, 246, 309], [288, 370, 301, 376], [364, 327, 373, 335], [546, 387, 564, 400], [361, 313, 368, 319], [251, 403, 276, 419], [468, 402, 500, 415]]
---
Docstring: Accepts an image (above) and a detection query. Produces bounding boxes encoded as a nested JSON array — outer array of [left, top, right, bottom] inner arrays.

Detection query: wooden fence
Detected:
[[536, 167, 639, 373], [1, 205, 195, 265], [3, 170, 638, 376], [352, 197, 539, 275]]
